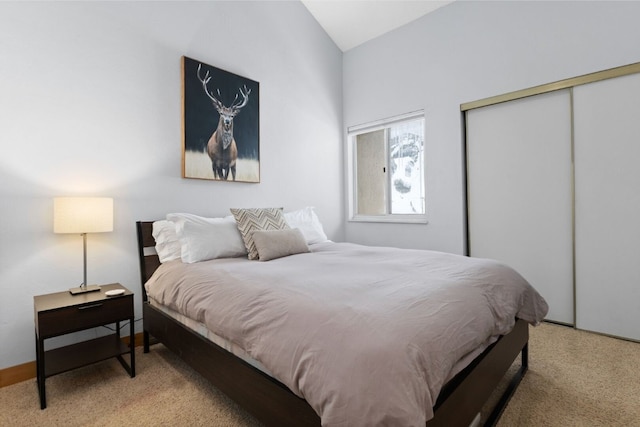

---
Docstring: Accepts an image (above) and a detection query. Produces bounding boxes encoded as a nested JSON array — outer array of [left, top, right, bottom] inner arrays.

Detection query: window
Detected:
[[347, 111, 426, 223]]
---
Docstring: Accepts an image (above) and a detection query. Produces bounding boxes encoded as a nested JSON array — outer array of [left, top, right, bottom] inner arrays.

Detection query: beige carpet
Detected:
[[497, 323, 640, 427], [0, 345, 262, 427], [1, 323, 638, 426]]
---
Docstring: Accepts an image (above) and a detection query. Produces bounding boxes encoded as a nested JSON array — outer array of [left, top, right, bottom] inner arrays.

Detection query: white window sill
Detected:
[[349, 214, 428, 224]]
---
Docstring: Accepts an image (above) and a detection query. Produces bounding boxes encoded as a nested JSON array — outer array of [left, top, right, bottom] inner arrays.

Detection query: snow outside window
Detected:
[[347, 111, 427, 223]]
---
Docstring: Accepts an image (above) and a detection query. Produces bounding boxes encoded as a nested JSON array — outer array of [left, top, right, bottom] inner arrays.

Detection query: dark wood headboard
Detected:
[[136, 221, 160, 302]]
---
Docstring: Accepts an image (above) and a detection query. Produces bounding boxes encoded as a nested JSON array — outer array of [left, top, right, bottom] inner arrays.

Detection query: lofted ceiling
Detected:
[[301, 0, 455, 52]]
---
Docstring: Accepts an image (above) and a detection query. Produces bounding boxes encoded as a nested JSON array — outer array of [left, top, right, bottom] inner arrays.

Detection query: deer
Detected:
[[197, 64, 251, 181]]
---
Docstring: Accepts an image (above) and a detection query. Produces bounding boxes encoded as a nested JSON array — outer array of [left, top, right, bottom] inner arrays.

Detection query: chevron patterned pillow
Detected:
[[230, 207, 290, 260]]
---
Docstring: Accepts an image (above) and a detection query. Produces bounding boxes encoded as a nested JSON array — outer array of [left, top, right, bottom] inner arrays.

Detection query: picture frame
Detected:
[[182, 56, 260, 182]]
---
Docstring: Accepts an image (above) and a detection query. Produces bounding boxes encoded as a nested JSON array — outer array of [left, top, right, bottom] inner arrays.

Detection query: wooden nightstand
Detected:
[[33, 283, 135, 409]]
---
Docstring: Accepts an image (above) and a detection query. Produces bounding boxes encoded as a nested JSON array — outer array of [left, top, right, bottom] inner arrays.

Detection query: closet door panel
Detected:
[[574, 73, 640, 341], [467, 90, 573, 324]]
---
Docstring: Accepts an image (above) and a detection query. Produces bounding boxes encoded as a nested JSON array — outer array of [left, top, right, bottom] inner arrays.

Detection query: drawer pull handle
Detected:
[[79, 303, 103, 310]]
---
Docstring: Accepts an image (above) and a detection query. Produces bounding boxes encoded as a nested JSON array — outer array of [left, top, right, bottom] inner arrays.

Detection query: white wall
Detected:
[[0, 1, 343, 369], [344, 0, 640, 254]]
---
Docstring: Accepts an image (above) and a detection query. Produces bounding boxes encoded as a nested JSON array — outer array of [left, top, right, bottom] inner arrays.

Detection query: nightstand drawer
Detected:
[[38, 296, 132, 338]]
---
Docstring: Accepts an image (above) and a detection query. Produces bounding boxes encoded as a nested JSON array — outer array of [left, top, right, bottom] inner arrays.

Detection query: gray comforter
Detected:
[[145, 242, 548, 426]]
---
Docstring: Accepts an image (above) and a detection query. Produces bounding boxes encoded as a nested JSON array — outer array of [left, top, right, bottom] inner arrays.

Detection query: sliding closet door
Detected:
[[574, 73, 640, 341], [467, 90, 574, 324]]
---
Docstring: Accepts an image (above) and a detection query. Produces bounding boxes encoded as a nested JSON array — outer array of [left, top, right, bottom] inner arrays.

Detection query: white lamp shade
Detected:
[[54, 197, 114, 234]]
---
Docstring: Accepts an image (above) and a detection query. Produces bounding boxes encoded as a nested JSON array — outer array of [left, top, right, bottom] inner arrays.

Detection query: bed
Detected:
[[136, 209, 547, 427]]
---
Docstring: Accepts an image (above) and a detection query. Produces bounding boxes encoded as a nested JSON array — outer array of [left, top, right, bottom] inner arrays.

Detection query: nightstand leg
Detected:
[[35, 332, 39, 385], [35, 332, 46, 409], [115, 319, 136, 377], [129, 316, 135, 377]]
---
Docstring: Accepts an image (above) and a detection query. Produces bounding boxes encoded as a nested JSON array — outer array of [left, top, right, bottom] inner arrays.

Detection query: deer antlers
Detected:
[[197, 64, 223, 110], [231, 86, 251, 112], [197, 64, 251, 115]]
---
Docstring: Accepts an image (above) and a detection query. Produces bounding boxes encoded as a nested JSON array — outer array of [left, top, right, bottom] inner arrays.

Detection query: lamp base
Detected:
[[69, 284, 101, 295]]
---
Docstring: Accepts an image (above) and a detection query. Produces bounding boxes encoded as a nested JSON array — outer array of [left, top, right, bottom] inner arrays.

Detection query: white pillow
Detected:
[[152, 220, 182, 263], [284, 207, 329, 245], [252, 228, 310, 261], [166, 213, 247, 263]]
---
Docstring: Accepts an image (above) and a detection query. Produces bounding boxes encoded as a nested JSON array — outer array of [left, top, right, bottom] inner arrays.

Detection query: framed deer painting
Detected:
[[182, 56, 260, 182]]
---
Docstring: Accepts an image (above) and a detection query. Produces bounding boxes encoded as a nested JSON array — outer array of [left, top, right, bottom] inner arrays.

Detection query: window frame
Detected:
[[346, 110, 428, 224]]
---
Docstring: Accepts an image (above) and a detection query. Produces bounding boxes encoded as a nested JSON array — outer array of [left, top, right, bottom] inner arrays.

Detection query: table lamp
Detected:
[[53, 197, 114, 294]]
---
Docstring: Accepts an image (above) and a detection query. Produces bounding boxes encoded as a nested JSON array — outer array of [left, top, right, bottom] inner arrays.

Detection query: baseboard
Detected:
[[0, 332, 145, 388], [128, 331, 146, 348], [0, 360, 36, 388]]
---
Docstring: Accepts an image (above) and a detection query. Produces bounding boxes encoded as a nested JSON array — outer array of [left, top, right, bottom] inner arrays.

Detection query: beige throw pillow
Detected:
[[252, 228, 310, 261]]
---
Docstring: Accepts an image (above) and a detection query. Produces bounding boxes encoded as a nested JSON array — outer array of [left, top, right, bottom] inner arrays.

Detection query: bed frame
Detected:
[[136, 221, 529, 427]]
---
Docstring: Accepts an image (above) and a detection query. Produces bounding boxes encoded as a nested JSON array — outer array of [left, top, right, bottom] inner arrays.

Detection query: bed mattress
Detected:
[[148, 297, 272, 374]]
